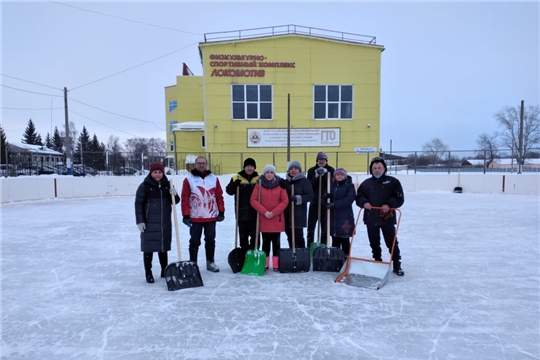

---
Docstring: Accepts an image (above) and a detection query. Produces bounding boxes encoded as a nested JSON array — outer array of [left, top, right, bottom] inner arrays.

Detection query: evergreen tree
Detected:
[[52, 126, 64, 152], [75, 126, 91, 164], [45, 133, 53, 149], [1, 125, 9, 165], [87, 134, 106, 171], [22, 119, 41, 145], [35, 134, 43, 146]]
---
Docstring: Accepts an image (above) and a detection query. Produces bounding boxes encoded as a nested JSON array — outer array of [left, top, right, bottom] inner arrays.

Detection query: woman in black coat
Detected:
[[281, 161, 313, 248], [134, 163, 180, 283], [325, 168, 355, 256]]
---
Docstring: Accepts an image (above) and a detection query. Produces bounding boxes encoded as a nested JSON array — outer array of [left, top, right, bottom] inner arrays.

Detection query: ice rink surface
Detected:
[[1, 190, 539, 360]]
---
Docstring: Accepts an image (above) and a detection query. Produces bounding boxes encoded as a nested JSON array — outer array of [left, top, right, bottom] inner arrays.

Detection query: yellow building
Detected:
[[165, 25, 384, 175]]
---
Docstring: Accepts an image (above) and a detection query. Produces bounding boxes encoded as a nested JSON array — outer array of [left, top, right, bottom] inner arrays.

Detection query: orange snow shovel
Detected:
[[335, 207, 402, 290], [164, 179, 204, 291]]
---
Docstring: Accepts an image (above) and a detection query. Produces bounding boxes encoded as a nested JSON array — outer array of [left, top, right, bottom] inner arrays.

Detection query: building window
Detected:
[[313, 85, 353, 120], [232, 84, 272, 120], [170, 141, 174, 152], [201, 135, 205, 148], [168, 101, 177, 113]]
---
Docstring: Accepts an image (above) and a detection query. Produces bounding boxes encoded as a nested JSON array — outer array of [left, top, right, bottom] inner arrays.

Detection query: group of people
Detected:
[[134, 153, 405, 283]]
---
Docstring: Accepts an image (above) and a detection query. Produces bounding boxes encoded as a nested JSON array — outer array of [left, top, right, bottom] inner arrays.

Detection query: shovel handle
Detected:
[[170, 179, 182, 261]]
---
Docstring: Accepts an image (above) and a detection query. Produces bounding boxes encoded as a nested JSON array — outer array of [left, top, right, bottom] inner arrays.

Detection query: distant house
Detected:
[[461, 159, 485, 166], [462, 158, 540, 170], [7, 142, 64, 167]]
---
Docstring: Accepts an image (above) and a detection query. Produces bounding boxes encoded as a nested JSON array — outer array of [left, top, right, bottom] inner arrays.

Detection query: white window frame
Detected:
[[313, 85, 353, 120], [231, 84, 273, 120]]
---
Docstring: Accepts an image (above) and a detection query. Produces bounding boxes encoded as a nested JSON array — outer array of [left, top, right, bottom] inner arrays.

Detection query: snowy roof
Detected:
[[8, 142, 64, 156], [493, 158, 540, 165], [173, 122, 204, 132]]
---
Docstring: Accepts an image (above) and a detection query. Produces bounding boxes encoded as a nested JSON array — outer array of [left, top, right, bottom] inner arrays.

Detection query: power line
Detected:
[[70, 97, 165, 130], [1, 106, 64, 110], [1, 84, 63, 97], [47, 0, 202, 36], [1, 74, 63, 91], [69, 109, 141, 138], [70, 41, 199, 91]]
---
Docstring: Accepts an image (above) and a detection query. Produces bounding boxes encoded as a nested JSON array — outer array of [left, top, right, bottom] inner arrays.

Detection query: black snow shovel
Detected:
[[228, 186, 246, 273], [164, 179, 204, 291], [279, 184, 310, 273], [313, 175, 345, 272]]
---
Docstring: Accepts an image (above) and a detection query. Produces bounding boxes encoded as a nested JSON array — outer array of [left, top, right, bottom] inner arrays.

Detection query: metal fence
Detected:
[[2, 148, 539, 177]]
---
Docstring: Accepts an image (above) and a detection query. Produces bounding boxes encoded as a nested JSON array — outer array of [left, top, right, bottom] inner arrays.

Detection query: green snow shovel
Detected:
[[241, 178, 266, 276]]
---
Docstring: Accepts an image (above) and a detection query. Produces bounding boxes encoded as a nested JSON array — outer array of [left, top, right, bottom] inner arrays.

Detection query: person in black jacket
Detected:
[[281, 161, 313, 249], [135, 162, 180, 283], [355, 157, 405, 276], [225, 158, 260, 252], [306, 152, 335, 247], [325, 168, 355, 256]]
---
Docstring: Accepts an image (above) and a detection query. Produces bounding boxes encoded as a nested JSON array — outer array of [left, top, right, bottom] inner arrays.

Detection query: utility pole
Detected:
[[63, 87, 72, 175], [287, 93, 291, 164], [518, 100, 524, 174]]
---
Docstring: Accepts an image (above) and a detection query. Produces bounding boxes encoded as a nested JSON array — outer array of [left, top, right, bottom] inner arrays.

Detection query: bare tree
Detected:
[[495, 104, 540, 164], [476, 132, 499, 166], [422, 137, 449, 164], [61, 120, 78, 155]]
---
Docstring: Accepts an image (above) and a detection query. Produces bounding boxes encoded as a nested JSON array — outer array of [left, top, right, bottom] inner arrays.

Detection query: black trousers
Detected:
[[143, 252, 168, 272], [365, 223, 401, 263], [331, 237, 351, 256], [285, 228, 306, 248], [238, 219, 258, 250], [307, 203, 327, 246], [189, 222, 216, 262], [261, 232, 281, 257]]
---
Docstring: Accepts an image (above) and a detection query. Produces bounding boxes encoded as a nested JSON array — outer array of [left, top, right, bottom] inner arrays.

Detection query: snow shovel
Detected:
[[164, 179, 204, 291], [335, 207, 402, 290], [280, 184, 310, 273], [228, 186, 246, 273], [313, 176, 345, 272], [309, 172, 326, 260], [241, 179, 266, 276]]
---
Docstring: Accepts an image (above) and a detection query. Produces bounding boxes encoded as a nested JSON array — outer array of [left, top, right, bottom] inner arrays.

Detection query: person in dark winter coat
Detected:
[[324, 168, 355, 256], [281, 161, 313, 249], [306, 152, 335, 247], [135, 162, 180, 283], [355, 157, 405, 276], [225, 158, 260, 252], [250, 164, 289, 271], [181, 156, 225, 273]]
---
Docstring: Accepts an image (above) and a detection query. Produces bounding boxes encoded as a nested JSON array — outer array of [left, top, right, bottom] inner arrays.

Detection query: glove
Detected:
[[323, 193, 333, 201], [217, 212, 225, 222], [325, 202, 335, 210], [279, 179, 287, 189], [379, 209, 394, 220], [169, 187, 177, 196], [233, 179, 242, 187], [290, 195, 301, 204], [182, 216, 191, 227], [137, 223, 145, 232], [315, 167, 327, 177]]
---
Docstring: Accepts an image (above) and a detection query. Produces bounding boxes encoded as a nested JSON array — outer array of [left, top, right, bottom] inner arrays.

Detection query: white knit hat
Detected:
[[262, 164, 276, 174]]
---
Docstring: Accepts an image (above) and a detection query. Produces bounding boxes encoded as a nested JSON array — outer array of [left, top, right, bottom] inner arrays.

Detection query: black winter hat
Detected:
[[243, 158, 256, 169], [370, 157, 387, 174]]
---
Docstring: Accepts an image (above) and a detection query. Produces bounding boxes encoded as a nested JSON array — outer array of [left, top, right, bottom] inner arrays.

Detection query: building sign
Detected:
[[354, 147, 377, 153], [209, 54, 295, 77], [247, 128, 340, 147]]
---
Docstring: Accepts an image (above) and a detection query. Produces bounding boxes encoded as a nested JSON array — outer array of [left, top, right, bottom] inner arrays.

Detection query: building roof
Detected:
[[202, 24, 381, 47], [9, 142, 64, 156]]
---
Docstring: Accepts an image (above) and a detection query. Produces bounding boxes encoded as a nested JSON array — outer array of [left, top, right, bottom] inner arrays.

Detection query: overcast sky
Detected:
[[2, 1, 538, 152]]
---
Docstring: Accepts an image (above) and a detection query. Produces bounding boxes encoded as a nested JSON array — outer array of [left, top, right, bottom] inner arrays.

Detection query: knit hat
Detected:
[[287, 161, 302, 172], [316, 152, 328, 161], [370, 157, 387, 174], [243, 158, 256, 169], [262, 164, 276, 174], [149, 162, 164, 173], [334, 167, 348, 178]]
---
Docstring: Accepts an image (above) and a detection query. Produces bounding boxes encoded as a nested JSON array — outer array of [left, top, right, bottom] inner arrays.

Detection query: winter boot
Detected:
[[393, 261, 404, 276], [189, 248, 199, 264], [206, 261, 220, 272], [145, 271, 155, 283], [265, 257, 270, 270], [272, 256, 279, 271], [158, 252, 168, 278]]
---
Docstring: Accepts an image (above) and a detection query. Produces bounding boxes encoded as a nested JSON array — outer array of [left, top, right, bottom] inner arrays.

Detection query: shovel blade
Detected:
[[241, 250, 266, 276], [228, 248, 246, 273], [336, 258, 391, 290], [164, 261, 204, 291], [312, 247, 346, 272]]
